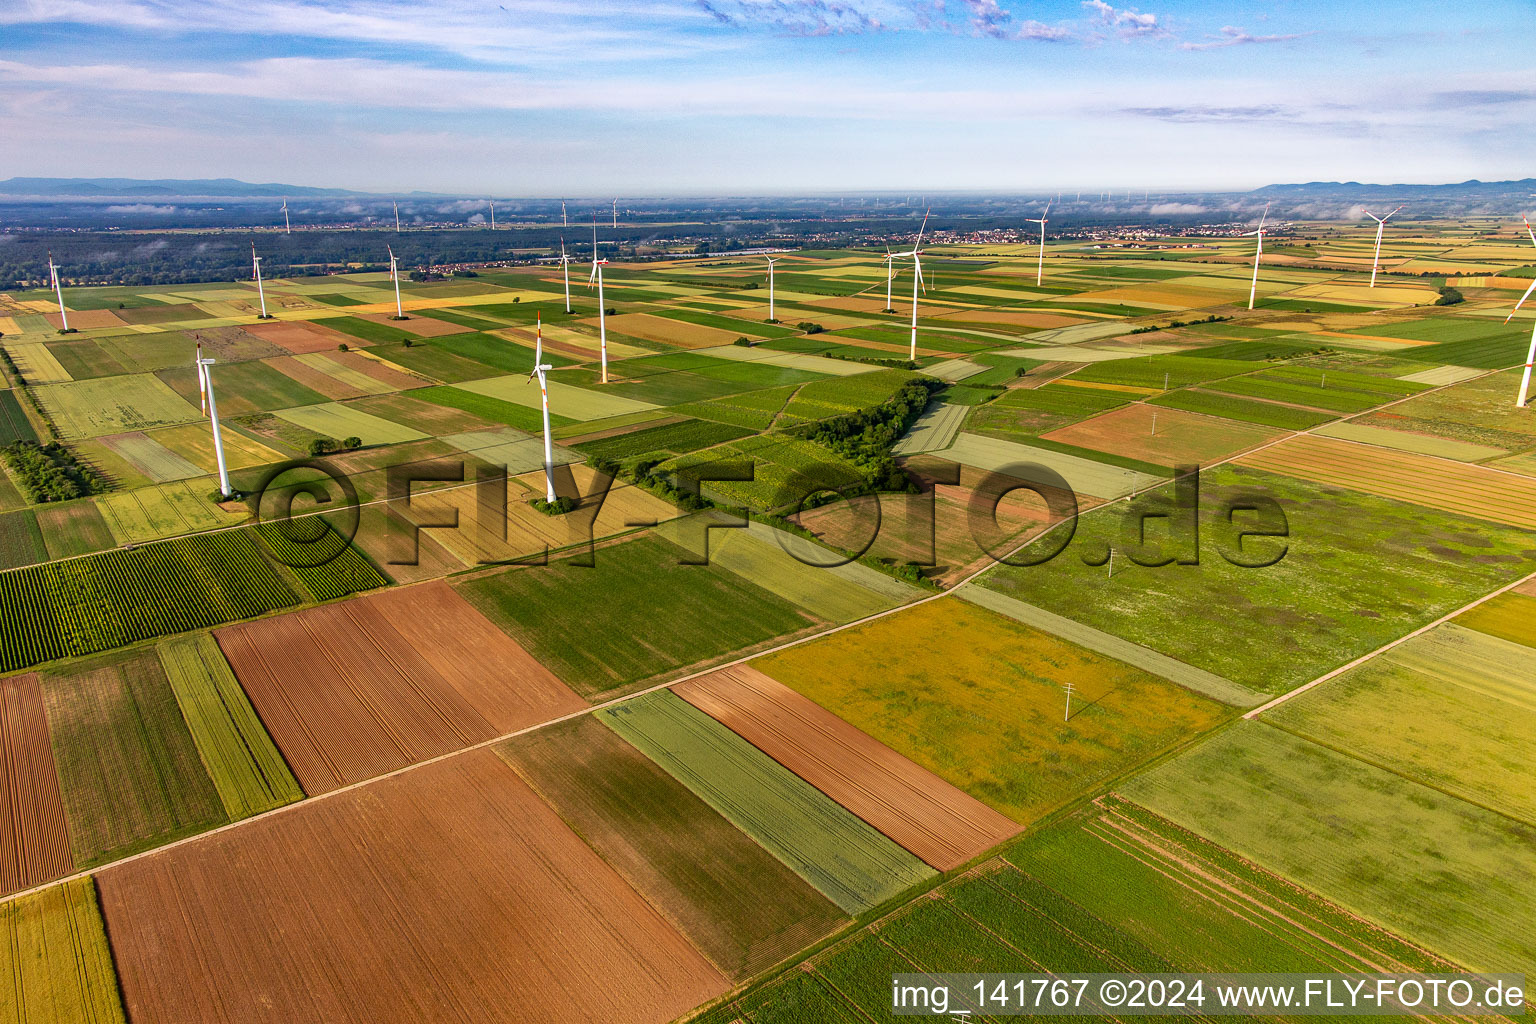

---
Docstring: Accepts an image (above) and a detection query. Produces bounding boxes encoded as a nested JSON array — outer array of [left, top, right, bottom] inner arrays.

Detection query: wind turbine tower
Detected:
[[893, 209, 931, 361], [47, 252, 71, 332], [765, 256, 779, 322], [251, 243, 273, 319], [490, 200, 496, 230], [883, 248, 896, 313], [561, 199, 567, 227], [387, 245, 406, 319], [1246, 203, 1271, 311], [195, 341, 233, 499], [612, 198, 618, 228], [281, 199, 291, 235], [589, 221, 610, 383], [529, 313, 557, 502], [1024, 201, 1051, 287], [1363, 205, 1404, 288], [559, 237, 573, 314], [1505, 216, 1536, 408], [393, 200, 401, 233]]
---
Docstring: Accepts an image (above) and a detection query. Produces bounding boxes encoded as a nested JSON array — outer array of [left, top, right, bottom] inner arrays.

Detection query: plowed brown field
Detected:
[[46, 309, 126, 330], [0, 673, 73, 894], [245, 320, 354, 354], [674, 666, 1021, 870], [1042, 403, 1284, 466], [97, 750, 725, 1024], [1237, 434, 1536, 529], [216, 581, 581, 794], [356, 312, 467, 337]]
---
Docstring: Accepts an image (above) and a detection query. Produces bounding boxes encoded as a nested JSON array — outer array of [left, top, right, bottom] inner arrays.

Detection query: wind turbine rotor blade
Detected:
[[1506, 277, 1536, 322], [915, 207, 931, 246], [1524, 216, 1536, 248]]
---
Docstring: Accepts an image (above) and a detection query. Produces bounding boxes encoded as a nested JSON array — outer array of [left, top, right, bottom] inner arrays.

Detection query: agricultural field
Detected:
[[498, 712, 849, 979], [751, 600, 1228, 823], [216, 581, 581, 793], [599, 690, 936, 914], [0, 672, 73, 894], [457, 533, 817, 698], [1124, 723, 1536, 976], [1455, 589, 1536, 647], [981, 464, 1536, 693], [1040, 402, 1284, 466], [97, 750, 726, 1024], [0, 878, 127, 1023], [33, 373, 201, 438]]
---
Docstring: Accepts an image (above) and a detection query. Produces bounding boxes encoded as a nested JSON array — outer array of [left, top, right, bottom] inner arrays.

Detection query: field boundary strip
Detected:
[[0, 359, 1523, 909]]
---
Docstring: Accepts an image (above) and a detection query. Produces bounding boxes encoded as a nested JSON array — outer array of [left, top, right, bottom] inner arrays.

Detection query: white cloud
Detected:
[[1082, 0, 1166, 40], [105, 203, 178, 214], [1181, 26, 1311, 51]]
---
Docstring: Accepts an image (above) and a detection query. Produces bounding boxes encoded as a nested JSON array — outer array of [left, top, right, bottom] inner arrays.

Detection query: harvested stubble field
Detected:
[[498, 713, 848, 980], [1237, 433, 1536, 529], [1265, 623, 1536, 825], [1041, 402, 1285, 466], [1123, 722, 1536, 976], [217, 580, 581, 794], [0, 877, 127, 1024], [0, 673, 73, 895], [33, 373, 201, 438], [601, 691, 935, 914], [97, 749, 726, 1024], [457, 533, 816, 699], [751, 600, 1227, 824], [675, 666, 1020, 870], [40, 648, 227, 866], [981, 464, 1536, 692]]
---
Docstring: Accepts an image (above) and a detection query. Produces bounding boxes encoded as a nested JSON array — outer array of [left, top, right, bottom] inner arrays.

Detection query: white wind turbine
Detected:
[[561, 199, 567, 227], [1363, 205, 1404, 288], [393, 200, 401, 233], [251, 242, 272, 319], [589, 221, 610, 383], [1246, 202, 1271, 311], [281, 198, 291, 235], [893, 209, 931, 361], [46, 252, 70, 332], [559, 237, 573, 314], [612, 198, 618, 228], [883, 248, 896, 312], [1024, 201, 1051, 286], [528, 312, 557, 502], [1505, 215, 1536, 408], [195, 338, 233, 499], [387, 245, 405, 319], [765, 256, 779, 322], [489, 200, 496, 230]]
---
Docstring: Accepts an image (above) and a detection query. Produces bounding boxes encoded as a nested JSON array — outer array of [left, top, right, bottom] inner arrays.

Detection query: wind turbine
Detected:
[[1246, 203, 1271, 311], [765, 256, 779, 322], [251, 242, 272, 319], [393, 200, 401, 233], [1363, 205, 1404, 288], [529, 312, 557, 503], [589, 220, 610, 383], [561, 199, 567, 227], [281, 198, 291, 235], [387, 244, 405, 319], [195, 339, 233, 499], [612, 198, 618, 228], [46, 252, 70, 332], [892, 208, 931, 361], [883, 248, 896, 313], [1024, 201, 1051, 287], [489, 200, 496, 230], [559, 237, 573, 314], [1505, 215, 1536, 408]]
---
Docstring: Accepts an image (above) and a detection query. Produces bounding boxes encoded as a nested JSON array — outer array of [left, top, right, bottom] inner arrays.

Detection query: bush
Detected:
[[734, 336, 753, 347], [1436, 286, 1465, 306], [337, 342, 349, 352], [532, 495, 578, 515], [402, 337, 415, 347], [796, 321, 825, 335], [342, 435, 362, 450], [306, 437, 337, 456]]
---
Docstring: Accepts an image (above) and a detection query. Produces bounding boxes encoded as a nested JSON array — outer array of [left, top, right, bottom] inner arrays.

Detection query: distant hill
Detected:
[[1253, 178, 1536, 199], [0, 177, 407, 198]]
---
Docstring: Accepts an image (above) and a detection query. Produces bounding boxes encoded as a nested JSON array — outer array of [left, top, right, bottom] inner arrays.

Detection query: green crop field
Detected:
[[570, 417, 751, 462], [456, 533, 814, 698], [753, 600, 1228, 823], [774, 368, 918, 426], [1070, 355, 1255, 390], [599, 691, 934, 914], [413, 383, 575, 432], [1147, 387, 1337, 429], [253, 520, 390, 600], [969, 384, 1131, 438], [158, 359, 328, 416], [498, 713, 847, 979], [0, 878, 127, 1024], [34, 501, 116, 560], [1206, 374, 1391, 413], [314, 315, 416, 344], [159, 634, 304, 819], [1455, 590, 1536, 647], [980, 465, 1536, 692], [1124, 722, 1536, 975], [674, 383, 799, 429], [1354, 368, 1536, 451], [273, 401, 428, 446], [456, 372, 658, 422], [698, 520, 903, 623], [0, 388, 39, 443], [40, 647, 228, 866], [1265, 623, 1536, 825], [0, 508, 46, 570], [34, 373, 201, 438], [663, 434, 864, 511]]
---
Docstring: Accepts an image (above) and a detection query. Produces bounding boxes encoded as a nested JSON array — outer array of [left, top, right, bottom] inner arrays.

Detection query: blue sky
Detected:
[[1, 0, 1531, 194]]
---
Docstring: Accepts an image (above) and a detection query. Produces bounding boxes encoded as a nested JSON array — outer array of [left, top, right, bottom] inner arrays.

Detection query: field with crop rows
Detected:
[[600, 691, 935, 914], [98, 750, 726, 1024], [571, 417, 751, 462], [1455, 590, 1536, 647], [1124, 722, 1536, 975], [0, 673, 73, 894], [0, 878, 127, 1023], [676, 666, 1020, 869], [498, 712, 848, 980], [0, 388, 38, 443]]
